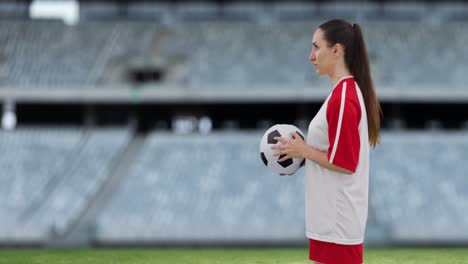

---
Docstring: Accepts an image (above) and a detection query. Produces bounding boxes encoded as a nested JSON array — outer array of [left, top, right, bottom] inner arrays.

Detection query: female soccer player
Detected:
[[272, 19, 382, 264]]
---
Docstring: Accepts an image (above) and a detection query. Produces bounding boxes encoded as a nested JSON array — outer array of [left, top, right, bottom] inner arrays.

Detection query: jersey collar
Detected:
[[332, 75, 354, 90]]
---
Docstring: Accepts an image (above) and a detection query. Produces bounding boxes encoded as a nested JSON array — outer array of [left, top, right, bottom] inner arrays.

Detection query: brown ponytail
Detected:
[[319, 19, 382, 147]]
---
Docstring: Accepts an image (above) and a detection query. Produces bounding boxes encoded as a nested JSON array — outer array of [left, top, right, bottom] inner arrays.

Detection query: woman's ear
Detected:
[[333, 43, 343, 57]]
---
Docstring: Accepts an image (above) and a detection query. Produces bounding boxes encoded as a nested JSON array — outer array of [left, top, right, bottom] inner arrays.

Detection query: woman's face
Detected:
[[309, 28, 336, 76]]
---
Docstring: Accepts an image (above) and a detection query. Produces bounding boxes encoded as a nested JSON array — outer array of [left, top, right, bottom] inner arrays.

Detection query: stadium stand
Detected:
[[95, 132, 306, 244], [0, 127, 130, 243], [25, 128, 131, 237], [92, 131, 468, 245], [0, 19, 468, 94], [0, 127, 84, 243], [370, 132, 468, 243], [0, 20, 159, 88], [159, 20, 468, 90]]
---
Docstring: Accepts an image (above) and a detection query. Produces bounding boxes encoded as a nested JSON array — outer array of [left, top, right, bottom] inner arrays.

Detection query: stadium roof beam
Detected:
[[1, 85, 468, 104]]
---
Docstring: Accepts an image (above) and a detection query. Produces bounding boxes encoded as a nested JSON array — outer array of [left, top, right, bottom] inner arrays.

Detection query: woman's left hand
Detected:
[[271, 131, 307, 162]]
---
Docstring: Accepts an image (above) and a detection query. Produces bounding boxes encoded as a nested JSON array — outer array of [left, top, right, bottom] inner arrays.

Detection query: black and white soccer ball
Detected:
[[259, 124, 305, 176]]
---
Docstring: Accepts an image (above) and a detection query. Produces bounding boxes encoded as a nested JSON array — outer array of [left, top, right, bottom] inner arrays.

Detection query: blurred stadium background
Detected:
[[1, 0, 468, 253]]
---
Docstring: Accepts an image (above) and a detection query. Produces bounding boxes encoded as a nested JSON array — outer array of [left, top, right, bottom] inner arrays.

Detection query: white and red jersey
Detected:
[[305, 75, 369, 245]]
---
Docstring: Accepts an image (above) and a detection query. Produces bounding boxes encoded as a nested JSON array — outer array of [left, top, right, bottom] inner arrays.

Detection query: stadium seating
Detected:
[[370, 132, 468, 242], [0, 21, 159, 87], [160, 20, 468, 90], [26, 128, 130, 237], [0, 19, 467, 93], [0, 127, 130, 243], [1, 127, 468, 244], [94, 131, 468, 244], [95, 132, 306, 243], [0, 127, 83, 242]]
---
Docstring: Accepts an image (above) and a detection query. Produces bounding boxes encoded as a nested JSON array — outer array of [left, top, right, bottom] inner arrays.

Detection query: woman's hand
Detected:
[[271, 131, 307, 162]]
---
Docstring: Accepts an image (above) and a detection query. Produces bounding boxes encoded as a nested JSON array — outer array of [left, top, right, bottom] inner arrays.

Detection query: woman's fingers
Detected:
[[271, 136, 295, 159], [278, 154, 291, 162], [274, 136, 289, 144], [290, 131, 302, 141], [271, 144, 286, 150]]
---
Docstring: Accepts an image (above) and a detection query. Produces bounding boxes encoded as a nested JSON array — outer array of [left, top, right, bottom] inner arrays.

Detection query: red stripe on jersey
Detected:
[[326, 77, 361, 173]]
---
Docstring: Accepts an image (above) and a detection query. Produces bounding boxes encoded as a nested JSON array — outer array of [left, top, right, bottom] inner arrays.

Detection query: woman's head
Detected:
[[309, 21, 353, 76], [311, 19, 382, 147], [309, 28, 339, 76], [309, 19, 355, 76]]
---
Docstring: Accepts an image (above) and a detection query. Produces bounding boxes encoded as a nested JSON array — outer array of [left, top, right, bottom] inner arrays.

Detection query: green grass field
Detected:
[[0, 248, 467, 264]]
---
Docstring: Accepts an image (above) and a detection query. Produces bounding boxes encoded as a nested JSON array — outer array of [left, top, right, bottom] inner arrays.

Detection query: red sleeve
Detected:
[[326, 81, 361, 173]]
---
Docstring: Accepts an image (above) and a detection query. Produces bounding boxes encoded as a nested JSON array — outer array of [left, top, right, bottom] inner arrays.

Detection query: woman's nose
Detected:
[[309, 52, 315, 62]]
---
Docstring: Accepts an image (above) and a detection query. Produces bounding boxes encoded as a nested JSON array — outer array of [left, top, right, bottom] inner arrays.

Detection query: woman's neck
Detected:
[[329, 67, 352, 87]]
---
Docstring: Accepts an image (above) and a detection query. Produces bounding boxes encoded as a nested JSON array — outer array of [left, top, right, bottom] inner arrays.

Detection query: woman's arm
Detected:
[[272, 131, 354, 175], [301, 145, 354, 175]]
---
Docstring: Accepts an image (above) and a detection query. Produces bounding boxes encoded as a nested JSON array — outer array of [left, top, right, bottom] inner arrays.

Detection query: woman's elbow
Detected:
[[337, 166, 355, 175], [331, 163, 355, 175]]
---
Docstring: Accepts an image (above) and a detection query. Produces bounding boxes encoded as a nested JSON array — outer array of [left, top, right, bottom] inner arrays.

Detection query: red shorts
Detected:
[[309, 239, 363, 264]]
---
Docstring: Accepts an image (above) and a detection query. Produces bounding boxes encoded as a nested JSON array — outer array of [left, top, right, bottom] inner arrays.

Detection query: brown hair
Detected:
[[318, 19, 382, 147]]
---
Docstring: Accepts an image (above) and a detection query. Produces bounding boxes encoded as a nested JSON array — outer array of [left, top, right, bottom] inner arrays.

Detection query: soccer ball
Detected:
[[259, 124, 305, 176]]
